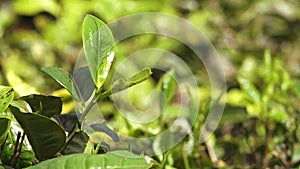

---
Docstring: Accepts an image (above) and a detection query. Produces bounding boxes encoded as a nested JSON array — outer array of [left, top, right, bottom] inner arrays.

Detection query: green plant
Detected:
[[0, 14, 152, 169], [224, 50, 299, 168], [1, 0, 300, 168]]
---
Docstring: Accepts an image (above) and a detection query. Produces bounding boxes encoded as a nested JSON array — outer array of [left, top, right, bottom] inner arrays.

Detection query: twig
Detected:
[[201, 126, 218, 165], [182, 150, 191, 169], [263, 122, 271, 168], [10, 132, 25, 168]]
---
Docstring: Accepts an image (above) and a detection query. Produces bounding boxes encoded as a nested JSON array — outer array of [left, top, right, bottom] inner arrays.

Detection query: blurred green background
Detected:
[[1, 0, 300, 168]]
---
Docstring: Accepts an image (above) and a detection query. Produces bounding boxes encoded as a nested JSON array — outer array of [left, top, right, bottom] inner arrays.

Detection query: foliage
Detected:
[[0, 14, 152, 169], [26, 150, 151, 169], [0, 0, 300, 168]]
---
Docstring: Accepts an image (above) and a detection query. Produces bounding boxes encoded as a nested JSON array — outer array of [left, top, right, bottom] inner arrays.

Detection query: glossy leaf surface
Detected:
[[20, 94, 62, 118], [26, 150, 151, 169], [111, 68, 152, 94], [82, 14, 114, 89], [41, 67, 73, 95], [72, 66, 95, 101], [0, 86, 14, 113], [89, 123, 119, 142]]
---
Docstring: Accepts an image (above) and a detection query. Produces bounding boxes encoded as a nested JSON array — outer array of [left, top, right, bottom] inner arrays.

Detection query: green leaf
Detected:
[[82, 14, 115, 89], [10, 106, 66, 160], [1, 121, 36, 168], [96, 51, 115, 90], [0, 118, 10, 146], [0, 111, 15, 121], [41, 67, 73, 95], [0, 164, 14, 169], [52, 113, 79, 133], [99, 68, 152, 100], [10, 100, 33, 113], [25, 150, 151, 169], [89, 123, 119, 142], [157, 70, 176, 110], [237, 77, 261, 103], [63, 132, 89, 155], [0, 86, 14, 113], [111, 68, 152, 94], [20, 94, 62, 118], [292, 143, 300, 164], [72, 66, 95, 101], [13, 0, 59, 16]]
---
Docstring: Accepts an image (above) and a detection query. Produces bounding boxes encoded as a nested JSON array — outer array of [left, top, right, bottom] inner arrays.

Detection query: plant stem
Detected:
[[205, 136, 218, 164], [60, 129, 77, 153], [263, 121, 271, 168], [10, 132, 25, 168], [79, 96, 97, 124], [79, 90, 111, 125], [182, 150, 191, 169], [159, 152, 169, 169]]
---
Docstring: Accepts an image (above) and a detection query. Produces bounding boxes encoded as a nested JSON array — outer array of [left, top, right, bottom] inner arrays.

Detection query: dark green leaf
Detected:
[[41, 67, 73, 95], [0, 118, 10, 146], [0, 86, 14, 113], [25, 150, 151, 169], [72, 66, 95, 101], [89, 123, 119, 142], [63, 132, 89, 155], [10, 106, 66, 160], [0, 164, 15, 169], [82, 14, 115, 89], [20, 94, 62, 118], [52, 113, 79, 132], [10, 100, 32, 113]]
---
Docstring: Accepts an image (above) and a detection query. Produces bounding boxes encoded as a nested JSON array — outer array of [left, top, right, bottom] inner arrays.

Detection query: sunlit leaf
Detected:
[[111, 68, 152, 94], [237, 77, 261, 103], [13, 0, 59, 16], [41, 67, 73, 95], [82, 14, 114, 89], [10, 100, 33, 113], [5, 68, 38, 96], [25, 150, 151, 169], [157, 70, 176, 110], [268, 104, 289, 123], [0, 86, 14, 113], [238, 57, 257, 82], [10, 106, 66, 160], [0, 111, 15, 121], [89, 123, 119, 142], [96, 51, 115, 90]]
